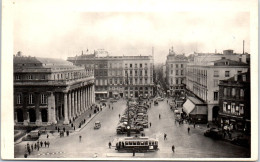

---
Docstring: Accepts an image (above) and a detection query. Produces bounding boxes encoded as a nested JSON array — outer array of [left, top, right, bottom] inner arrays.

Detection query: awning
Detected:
[[190, 105, 207, 115], [183, 99, 195, 114], [95, 91, 107, 94]]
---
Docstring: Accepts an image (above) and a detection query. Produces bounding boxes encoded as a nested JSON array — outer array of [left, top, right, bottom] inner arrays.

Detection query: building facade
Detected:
[[67, 52, 154, 99], [218, 71, 250, 133], [186, 56, 249, 122], [166, 47, 188, 96], [14, 52, 95, 126]]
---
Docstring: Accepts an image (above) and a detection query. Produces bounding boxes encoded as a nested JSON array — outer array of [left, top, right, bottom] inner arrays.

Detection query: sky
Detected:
[[13, 0, 252, 63]]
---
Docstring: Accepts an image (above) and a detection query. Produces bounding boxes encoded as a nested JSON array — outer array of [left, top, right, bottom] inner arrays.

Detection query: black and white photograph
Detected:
[[1, 0, 258, 160]]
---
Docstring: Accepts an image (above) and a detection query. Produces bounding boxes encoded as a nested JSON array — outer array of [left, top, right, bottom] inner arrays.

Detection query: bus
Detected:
[[115, 136, 159, 152]]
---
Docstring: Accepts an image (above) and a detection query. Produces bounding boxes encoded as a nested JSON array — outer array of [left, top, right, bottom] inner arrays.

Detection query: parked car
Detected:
[[156, 97, 164, 101], [204, 128, 223, 139], [100, 99, 107, 103], [94, 121, 101, 129], [154, 101, 158, 106]]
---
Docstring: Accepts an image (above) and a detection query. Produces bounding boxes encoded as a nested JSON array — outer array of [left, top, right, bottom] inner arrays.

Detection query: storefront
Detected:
[[219, 114, 245, 131], [183, 96, 207, 123], [95, 91, 108, 99]]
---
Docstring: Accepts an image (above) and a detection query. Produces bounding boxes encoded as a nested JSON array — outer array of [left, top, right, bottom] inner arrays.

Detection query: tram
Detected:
[[115, 136, 159, 152]]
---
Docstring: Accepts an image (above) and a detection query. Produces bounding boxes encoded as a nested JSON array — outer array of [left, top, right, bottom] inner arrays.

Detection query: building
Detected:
[[218, 70, 250, 133], [14, 52, 95, 126], [185, 54, 249, 122], [67, 51, 154, 99], [166, 47, 188, 97]]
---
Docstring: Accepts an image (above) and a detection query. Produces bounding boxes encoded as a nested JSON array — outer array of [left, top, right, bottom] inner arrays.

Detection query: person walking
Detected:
[[40, 141, 43, 147], [164, 133, 167, 140], [31, 144, 33, 152], [79, 135, 82, 142], [193, 123, 196, 128], [187, 127, 190, 134], [44, 141, 47, 147], [132, 148, 135, 156], [172, 145, 175, 152], [159, 114, 161, 119], [149, 122, 152, 127], [47, 134, 49, 139], [108, 142, 112, 149], [34, 143, 37, 150], [119, 114, 121, 119], [58, 127, 60, 132], [47, 141, 50, 147]]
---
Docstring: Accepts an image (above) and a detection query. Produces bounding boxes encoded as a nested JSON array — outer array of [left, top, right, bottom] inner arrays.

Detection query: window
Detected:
[[135, 64, 137, 68], [225, 71, 230, 77], [145, 78, 147, 84], [214, 71, 219, 77], [125, 70, 128, 76], [140, 78, 143, 84], [145, 63, 147, 68], [135, 78, 138, 84], [232, 88, 236, 97], [176, 70, 178, 75], [171, 70, 173, 74], [181, 70, 183, 75], [115, 78, 118, 84], [15, 75, 21, 80], [214, 92, 218, 101], [140, 64, 142, 68], [214, 80, 218, 87], [120, 79, 123, 84], [242, 75, 246, 82], [130, 64, 132, 68], [176, 64, 178, 68], [171, 78, 173, 84], [181, 64, 183, 68], [223, 102, 227, 112], [135, 70, 137, 76], [130, 70, 132, 76], [145, 70, 147, 76], [176, 79, 178, 84], [41, 94, 47, 104], [239, 104, 244, 115], [125, 64, 127, 68], [28, 94, 34, 104], [109, 79, 112, 84], [231, 103, 235, 113], [240, 89, 244, 98], [224, 88, 227, 96], [140, 70, 142, 76], [171, 64, 173, 68], [17, 94, 21, 104], [237, 71, 242, 74], [27, 75, 33, 80], [227, 105, 230, 111]]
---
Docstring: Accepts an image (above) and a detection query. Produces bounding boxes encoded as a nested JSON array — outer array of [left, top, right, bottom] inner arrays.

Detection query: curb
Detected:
[[74, 110, 101, 132]]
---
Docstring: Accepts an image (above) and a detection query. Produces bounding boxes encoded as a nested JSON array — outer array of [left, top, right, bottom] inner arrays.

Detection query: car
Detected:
[[156, 97, 164, 101], [94, 121, 101, 129], [231, 135, 250, 147], [100, 99, 107, 103], [204, 128, 223, 139], [110, 99, 117, 103], [154, 101, 158, 106]]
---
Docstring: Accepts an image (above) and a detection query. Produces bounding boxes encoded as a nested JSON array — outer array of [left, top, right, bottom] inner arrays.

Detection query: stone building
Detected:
[[14, 52, 95, 126], [218, 70, 250, 133], [166, 47, 188, 96], [68, 51, 154, 99], [185, 55, 249, 122]]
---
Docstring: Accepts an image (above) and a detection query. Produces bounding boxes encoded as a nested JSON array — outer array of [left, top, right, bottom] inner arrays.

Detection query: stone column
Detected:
[[26, 112, 30, 124], [93, 85, 95, 103], [78, 90, 80, 115], [68, 92, 71, 121], [74, 90, 78, 117], [81, 88, 83, 114], [35, 93, 42, 126], [47, 92, 57, 125], [71, 91, 75, 119], [87, 86, 90, 108], [90, 86, 92, 106], [83, 87, 86, 112], [63, 93, 69, 124]]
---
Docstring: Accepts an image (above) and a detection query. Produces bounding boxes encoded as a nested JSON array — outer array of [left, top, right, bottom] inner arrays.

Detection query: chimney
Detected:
[[243, 40, 245, 54]]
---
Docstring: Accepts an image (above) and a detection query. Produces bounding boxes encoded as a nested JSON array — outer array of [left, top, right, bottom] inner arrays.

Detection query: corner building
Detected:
[[14, 53, 95, 126]]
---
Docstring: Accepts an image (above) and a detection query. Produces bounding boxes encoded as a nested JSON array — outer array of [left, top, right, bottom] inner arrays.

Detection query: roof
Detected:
[[213, 58, 248, 66], [187, 96, 204, 105]]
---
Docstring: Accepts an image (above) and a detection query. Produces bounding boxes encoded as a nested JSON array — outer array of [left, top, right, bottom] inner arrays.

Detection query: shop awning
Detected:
[[190, 105, 207, 115], [95, 91, 108, 94], [183, 99, 195, 114]]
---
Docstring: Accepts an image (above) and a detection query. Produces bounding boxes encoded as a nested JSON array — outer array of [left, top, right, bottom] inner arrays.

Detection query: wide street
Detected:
[[14, 98, 250, 158]]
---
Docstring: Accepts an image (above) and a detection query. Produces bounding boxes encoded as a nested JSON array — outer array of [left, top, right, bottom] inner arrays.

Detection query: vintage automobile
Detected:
[[156, 97, 164, 101], [204, 128, 223, 139], [94, 121, 101, 129], [116, 125, 142, 134], [154, 100, 158, 106]]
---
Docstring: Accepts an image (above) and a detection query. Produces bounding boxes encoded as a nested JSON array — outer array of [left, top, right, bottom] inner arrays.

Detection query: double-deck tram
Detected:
[[115, 136, 159, 152]]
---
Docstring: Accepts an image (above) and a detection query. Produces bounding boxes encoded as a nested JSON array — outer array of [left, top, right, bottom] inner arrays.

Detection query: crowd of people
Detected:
[[24, 140, 50, 158]]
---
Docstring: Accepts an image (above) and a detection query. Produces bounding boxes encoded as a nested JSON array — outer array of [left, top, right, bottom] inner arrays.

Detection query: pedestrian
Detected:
[[74, 126, 75, 130], [108, 142, 111, 149], [34, 143, 37, 149], [159, 114, 161, 119], [47, 141, 50, 147], [40, 141, 43, 147], [187, 127, 190, 134], [67, 130, 69, 136], [172, 145, 175, 152], [149, 122, 151, 127], [63, 127, 65, 132], [44, 141, 47, 147], [47, 134, 49, 139], [31, 144, 33, 152], [193, 123, 196, 128], [207, 123, 209, 128], [45, 127, 47, 133], [79, 135, 82, 142], [164, 133, 167, 140], [119, 114, 121, 119], [24, 152, 28, 158], [58, 127, 60, 132], [132, 148, 135, 156], [27, 147, 31, 155], [112, 107, 113, 110]]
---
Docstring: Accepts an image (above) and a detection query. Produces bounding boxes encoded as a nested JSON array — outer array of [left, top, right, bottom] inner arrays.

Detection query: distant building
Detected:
[[14, 52, 95, 126], [185, 54, 249, 122], [67, 51, 154, 99], [218, 70, 250, 133], [166, 47, 188, 96]]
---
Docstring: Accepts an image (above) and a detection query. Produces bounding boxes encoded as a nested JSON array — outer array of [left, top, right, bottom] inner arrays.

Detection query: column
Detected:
[[71, 91, 75, 119], [85, 87, 88, 110], [75, 90, 78, 117], [35, 93, 42, 126], [83, 87, 86, 111], [87, 86, 90, 107], [63, 93, 69, 124], [81, 88, 83, 113], [78, 90, 80, 115], [68, 92, 71, 121], [14, 112, 17, 124], [47, 92, 57, 125], [90, 86, 92, 106], [93, 85, 95, 103]]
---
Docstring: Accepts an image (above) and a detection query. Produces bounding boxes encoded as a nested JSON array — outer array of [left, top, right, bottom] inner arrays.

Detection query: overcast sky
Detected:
[[13, 0, 251, 63]]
